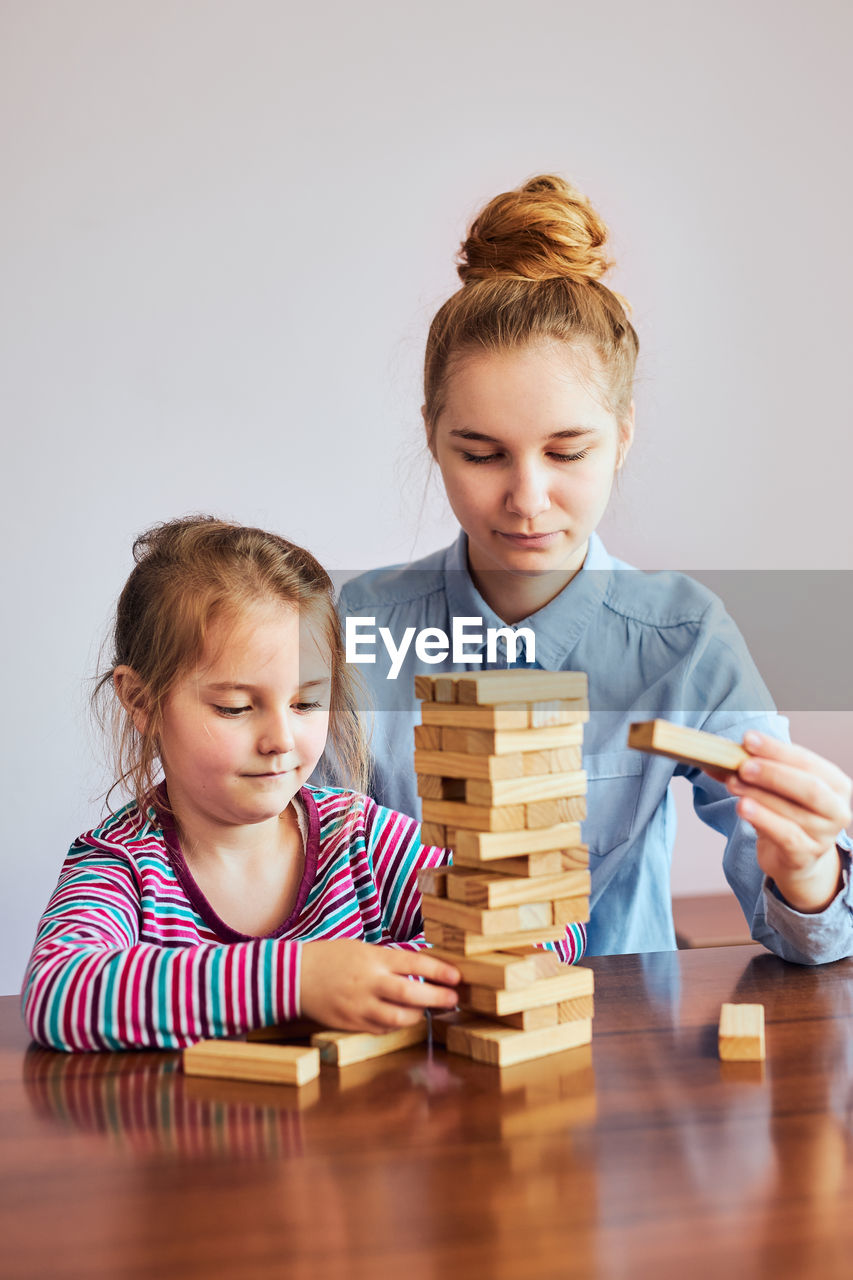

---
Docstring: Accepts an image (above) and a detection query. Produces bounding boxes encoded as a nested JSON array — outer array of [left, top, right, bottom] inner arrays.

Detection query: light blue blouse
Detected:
[[333, 532, 853, 962]]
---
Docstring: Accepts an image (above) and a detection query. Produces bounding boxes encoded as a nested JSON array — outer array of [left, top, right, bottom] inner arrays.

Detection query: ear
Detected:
[[113, 666, 151, 735], [616, 401, 635, 470]]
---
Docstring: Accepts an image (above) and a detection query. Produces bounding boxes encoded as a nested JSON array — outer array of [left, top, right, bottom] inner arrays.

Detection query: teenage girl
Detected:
[[22, 518, 490, 1051], [333, 175, 853, 962]]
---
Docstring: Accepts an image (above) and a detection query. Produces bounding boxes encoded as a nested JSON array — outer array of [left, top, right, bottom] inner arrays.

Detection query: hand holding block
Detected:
[[183, 1039, 321, 1085], [718, 1003, 765, 1060], [628, 720, 747, 773]]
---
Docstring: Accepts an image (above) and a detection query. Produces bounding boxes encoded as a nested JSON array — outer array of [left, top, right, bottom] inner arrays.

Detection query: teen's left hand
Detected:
[[722, 731, 852, 913]]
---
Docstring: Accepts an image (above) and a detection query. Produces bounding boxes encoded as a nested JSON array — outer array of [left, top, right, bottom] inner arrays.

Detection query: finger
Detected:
[[732, 758, 851, 827], [378, 972, 459, 1010], [730, 779, 839, 845], [737, 797, 827, 866], [386, 949, 461, 987], [368, 1001, 431, 1032], [742, 731, 853, 800]]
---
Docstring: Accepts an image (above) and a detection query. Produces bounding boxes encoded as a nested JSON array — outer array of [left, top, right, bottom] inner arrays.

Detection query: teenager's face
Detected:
[[431, 342, 633, 585], [157, 601, 331, 833]]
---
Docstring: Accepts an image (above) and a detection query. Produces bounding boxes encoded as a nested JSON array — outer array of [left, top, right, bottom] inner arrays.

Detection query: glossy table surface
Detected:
[[3, 946, 852, 1280]]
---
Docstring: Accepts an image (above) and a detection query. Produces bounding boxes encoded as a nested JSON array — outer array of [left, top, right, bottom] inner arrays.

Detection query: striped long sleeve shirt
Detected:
[[22, 783, 588, 1052]]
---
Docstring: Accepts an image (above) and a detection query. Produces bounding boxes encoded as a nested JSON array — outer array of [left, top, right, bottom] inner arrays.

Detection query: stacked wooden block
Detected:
[[415, 669, 594, 1066]]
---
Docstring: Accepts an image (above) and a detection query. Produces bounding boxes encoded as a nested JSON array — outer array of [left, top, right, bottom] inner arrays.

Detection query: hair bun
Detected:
[[457, 174, 612, 286]]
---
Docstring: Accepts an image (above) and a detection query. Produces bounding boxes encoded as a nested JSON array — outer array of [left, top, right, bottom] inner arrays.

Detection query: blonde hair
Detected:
[[424, 174, 639, 438], [95, 516, 369, 813]]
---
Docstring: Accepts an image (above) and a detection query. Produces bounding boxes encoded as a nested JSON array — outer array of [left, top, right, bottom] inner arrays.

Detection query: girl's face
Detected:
[[431, 341, 633, 588], [156, 600, 331, 834]]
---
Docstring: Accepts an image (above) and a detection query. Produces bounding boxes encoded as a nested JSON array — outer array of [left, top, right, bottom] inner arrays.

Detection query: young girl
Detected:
[[332, 174, 853, 963], [23, 516, 543, 1053]]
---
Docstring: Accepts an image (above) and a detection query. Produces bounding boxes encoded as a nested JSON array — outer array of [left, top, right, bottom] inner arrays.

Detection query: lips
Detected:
[[497, 531, 562, 547]]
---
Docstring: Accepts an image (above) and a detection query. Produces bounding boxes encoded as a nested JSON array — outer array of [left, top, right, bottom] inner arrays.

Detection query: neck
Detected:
[[466, 543, 588, 624], [167, 793, 301, 872]]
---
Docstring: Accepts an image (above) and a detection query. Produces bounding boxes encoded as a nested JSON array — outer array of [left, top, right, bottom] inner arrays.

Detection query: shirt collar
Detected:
[[442, 530, 613, 669]]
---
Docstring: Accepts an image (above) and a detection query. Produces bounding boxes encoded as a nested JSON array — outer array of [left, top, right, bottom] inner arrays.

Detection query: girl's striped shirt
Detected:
[[22, 784, 586, 1052]]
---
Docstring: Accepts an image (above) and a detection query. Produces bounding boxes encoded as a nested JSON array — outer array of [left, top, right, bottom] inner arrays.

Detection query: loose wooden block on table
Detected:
[[446, 1015, 593, 1066], [424, 918, 566, 955], [311, 1020, 428, 1066], [455, 670, 588, 705], [628, 720, 747, 773], [445, 867, 590, 908], [450, 822, 583, 864], [465, 770, 587, 808], [442, 722, 584, 757], [183, 1040, 321, 1086], [421, 798, 527, 832], [718, 1003, 766, 1061]]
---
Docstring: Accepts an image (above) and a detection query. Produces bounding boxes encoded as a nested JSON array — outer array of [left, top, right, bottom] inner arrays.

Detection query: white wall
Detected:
[[2, 1, 851, 991]]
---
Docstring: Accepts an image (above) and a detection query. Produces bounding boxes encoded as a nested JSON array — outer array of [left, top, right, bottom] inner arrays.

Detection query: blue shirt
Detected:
[[332, 532, 853, 962]]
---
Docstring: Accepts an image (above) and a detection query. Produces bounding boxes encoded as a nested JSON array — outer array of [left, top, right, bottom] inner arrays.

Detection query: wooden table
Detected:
[[3, 946, 852, 1280]]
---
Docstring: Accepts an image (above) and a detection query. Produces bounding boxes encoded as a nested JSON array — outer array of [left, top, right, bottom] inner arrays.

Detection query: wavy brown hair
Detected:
[[95, 516, 369, 814], [424, 174, 639, 440]]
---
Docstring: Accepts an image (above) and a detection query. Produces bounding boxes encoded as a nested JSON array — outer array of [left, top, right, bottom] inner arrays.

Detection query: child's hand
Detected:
[[723, 731, 852, 913], [299, 939, 460, 1034]]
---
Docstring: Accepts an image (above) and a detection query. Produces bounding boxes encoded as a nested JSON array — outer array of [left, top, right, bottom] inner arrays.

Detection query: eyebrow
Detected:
[[204, 678, 331, 691], [448, 427, 599, 443]]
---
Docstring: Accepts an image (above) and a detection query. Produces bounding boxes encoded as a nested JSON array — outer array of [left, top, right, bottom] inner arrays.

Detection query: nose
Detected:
[[258, 706, 297, 757], [505, 459, 550, 521]]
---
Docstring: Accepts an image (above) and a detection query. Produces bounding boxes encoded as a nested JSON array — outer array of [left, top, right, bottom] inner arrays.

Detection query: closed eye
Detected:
[[293, 700, 322, 713], [461, 450, 589, 465], [214, 705, 252, 717]]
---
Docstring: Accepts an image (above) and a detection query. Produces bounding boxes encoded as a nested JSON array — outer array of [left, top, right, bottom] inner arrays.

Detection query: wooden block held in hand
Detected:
[[311, 1020, 428, 1066], [183, 1040, 321, 1086], [628, 720, 747, 773], [718, 1003, 765, 1061]]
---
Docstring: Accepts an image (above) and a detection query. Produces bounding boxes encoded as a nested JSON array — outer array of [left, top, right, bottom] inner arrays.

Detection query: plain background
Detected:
[[2, 0, 851, 994]]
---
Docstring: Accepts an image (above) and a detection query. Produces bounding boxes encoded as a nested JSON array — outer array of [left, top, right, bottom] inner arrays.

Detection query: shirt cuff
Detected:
[[762, 844, 853, 962]]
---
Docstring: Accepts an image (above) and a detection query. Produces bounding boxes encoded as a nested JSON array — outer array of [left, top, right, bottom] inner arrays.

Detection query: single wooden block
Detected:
[[422, 894, 558, 936], [421, 798, 527, 832], [455, 670, 588, 706], [466, 770, 587, 808], [414, 748, 525, 781], [420, 702, 530, 730], [311, 1020, 429, 1067], [558, 995, 595, 1023], [423, 919, 565, 955], [420, 822, 447, 847], [414, 675, 436, 702], [529, 701, 590, 728], [450, 822, 583, 863], [718, 1003, 765, 1061], [446, 867, 590, 908], [183, 1040, 321, 1086], [628, 720, 748, 773], [499, 1004, 559, 1031], [417, 865, 450, 898], [434, 676, 457, 703], [485, 851, 566, 877], [526, 796, 587, 828], [425, 947, 541, 990], [520, 746, 583, 776], [417, 774, 466, 801], [413, 723, 443, 751], [446, 1016, 593, 1067], [553, 896, 590, 926], [442, 722, 584, 756], [463, 967, 594, 1016]]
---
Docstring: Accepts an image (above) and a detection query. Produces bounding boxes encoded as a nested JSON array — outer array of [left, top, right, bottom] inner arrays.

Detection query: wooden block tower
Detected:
[[414, 669, 594, 1067]]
